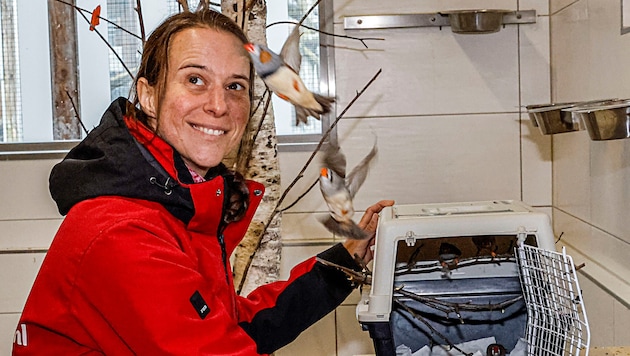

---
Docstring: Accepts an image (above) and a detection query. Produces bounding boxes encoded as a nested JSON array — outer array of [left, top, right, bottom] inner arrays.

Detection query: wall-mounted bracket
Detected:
[[343, 10, 537, 30]]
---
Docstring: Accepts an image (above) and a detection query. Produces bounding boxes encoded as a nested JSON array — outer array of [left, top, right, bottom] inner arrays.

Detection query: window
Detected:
[[0, 0, 22, 142], [0, 0, 333, 156]]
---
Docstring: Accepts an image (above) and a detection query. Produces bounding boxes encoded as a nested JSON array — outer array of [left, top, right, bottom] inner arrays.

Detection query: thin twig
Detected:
[[394, 299, 474, 356], [250, 89, 270, 119], [266, 21, 385, 49], [74, 9, 135, 80], [240, 0, 248, 30], [65, 91, 88, 135], [251, 94, 272, 145], [396, 287, 523, 313], [279, 177, 319, 212], [297, 0, 321, 27], [177, 0, 189, 12], [54, 0, 142, 40], [135, 0, 146, 44]]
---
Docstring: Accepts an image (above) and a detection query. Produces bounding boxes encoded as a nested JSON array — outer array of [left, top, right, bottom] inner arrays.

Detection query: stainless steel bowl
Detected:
[[568, 100, 630, 140], [526, 102, 580, 135], [443, 10, 510, 34]]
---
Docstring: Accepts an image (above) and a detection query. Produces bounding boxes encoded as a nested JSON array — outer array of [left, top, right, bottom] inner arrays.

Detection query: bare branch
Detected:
[[65, 90, 88, 135], [54, 0, 142, 40], [74, 9, 135, 79], [266, 21, 385, 49], [296, 0, 321, 27], [279, 177, 318, 212], [135, 0, 146, 44], [177, 0, 189, 12], [394, 299, 474, 356]]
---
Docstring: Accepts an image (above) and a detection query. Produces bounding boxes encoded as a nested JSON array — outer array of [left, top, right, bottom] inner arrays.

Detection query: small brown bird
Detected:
[[438, 242, 461, 275], [472, 236, 498, 258]]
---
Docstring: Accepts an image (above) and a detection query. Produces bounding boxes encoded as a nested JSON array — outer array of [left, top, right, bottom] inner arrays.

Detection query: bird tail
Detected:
[[294, 94, 335, 125], [320, 216, 369, 240]]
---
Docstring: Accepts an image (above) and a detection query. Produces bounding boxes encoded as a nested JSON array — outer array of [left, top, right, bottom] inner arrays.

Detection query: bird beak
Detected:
[[244, 43, 255, 53], [320, 167, 329, 177]]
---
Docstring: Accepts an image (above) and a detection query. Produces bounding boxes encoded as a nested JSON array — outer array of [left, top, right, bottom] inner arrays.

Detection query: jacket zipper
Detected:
[[217, 231, 229, 286], [217, 179, 230, 286]]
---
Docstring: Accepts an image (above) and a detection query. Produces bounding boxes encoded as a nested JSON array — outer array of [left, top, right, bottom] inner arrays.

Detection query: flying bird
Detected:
[[244, 26, 335, 126], [319, 142, 378, 239]]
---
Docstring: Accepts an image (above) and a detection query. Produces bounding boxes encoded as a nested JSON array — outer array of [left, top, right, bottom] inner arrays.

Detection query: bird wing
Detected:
[[280, 25, 302, 73], [322, 145, 347, 178], [346, 141, 377, 198]]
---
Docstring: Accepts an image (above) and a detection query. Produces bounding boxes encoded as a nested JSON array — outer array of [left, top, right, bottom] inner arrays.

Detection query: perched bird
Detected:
[[319, 142, 378, 239], [244, 27, 335, 126], [438, 242, 462, 277], [472, 235, 498, 258]]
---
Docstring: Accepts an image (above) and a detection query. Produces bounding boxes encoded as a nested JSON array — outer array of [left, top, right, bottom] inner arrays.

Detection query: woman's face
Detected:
[[138, 27, 251, 176]]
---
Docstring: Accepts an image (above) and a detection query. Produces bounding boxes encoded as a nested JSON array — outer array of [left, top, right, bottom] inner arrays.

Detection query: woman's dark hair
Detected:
[[129, 9, 253, 224]]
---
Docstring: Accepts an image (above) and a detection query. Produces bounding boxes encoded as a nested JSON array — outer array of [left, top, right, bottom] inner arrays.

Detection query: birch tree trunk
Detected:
[[48, 0, 81, 140], [222, 0, 283, 296]]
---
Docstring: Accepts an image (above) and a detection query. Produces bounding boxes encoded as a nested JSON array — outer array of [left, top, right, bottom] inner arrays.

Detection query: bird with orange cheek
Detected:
[[318, 142, 377, 240], [244, 27, 334, 126]]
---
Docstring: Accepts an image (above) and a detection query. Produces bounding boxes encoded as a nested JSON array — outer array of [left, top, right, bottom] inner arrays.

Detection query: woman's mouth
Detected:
[[192, 124, 225, 136]]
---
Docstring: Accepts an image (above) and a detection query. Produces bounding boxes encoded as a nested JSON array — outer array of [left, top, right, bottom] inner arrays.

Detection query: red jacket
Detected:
[[13, 98, 359, 355]]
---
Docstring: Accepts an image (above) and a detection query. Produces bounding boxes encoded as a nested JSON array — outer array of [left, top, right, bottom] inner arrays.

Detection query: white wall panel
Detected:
[[0, 253, 45, 313], [336, 114, 522, 208], [0, 160, 61, 220], [0, 220, 61, 251], [336, 305, 374, 356], [552, 130, 592, 219], [551, 1, 630, 338], [334, 25, 520, 118], [590, 140, 630, 241], [0, 313, 20, 356]]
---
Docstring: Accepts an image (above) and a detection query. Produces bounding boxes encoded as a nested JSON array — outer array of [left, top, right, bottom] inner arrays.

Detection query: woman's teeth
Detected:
[[193, 124, 224, 136]]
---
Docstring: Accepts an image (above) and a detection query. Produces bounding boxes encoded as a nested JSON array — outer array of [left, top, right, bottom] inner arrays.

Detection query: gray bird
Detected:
[[319, 142, 378, 239], [438, 242, 461, 276], [244, 26, 335, 126]]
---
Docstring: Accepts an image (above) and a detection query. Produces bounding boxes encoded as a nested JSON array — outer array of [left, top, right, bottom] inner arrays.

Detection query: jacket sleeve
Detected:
[[236, 243, 361, 354]]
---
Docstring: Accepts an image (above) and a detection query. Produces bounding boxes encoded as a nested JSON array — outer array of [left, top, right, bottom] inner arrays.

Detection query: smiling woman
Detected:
[[0, 0, 333, 156]]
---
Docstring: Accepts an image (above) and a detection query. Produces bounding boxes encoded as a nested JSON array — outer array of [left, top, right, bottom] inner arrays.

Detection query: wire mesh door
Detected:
[[516, 244, 590, 356]]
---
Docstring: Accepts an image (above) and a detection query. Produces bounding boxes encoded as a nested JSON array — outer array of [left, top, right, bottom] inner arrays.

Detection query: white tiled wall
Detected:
[[549, 0, 630, 347], [0, 159, 61, 355]]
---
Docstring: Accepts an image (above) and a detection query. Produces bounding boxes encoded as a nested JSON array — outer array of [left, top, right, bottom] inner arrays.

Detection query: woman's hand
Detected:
[[343, 200, 395, 265]]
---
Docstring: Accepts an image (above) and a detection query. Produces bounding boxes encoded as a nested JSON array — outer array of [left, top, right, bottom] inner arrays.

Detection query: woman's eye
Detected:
[[227, 82, 246, 91], [188, 76, 204, 86]]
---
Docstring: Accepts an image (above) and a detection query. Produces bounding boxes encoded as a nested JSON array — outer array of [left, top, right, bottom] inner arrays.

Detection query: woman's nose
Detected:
[[204, 86, 228, 117]]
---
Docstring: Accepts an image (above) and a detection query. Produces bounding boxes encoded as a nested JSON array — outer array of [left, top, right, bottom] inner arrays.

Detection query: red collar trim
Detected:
[[123, 115, 181, 181]]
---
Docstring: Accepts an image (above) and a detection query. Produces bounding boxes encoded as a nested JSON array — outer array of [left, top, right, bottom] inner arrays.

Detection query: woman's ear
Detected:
[[137, 77, 157, 118]]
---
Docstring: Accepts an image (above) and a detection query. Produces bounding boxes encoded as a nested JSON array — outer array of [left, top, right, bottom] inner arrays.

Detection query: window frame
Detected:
[[0, 0, 335, 159]]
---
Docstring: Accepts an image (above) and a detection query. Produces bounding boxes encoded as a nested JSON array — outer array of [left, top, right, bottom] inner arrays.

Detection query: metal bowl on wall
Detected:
[[526, 102, 580, 135], [442, 10, 511, 34], [567, 100, 630, 140]]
